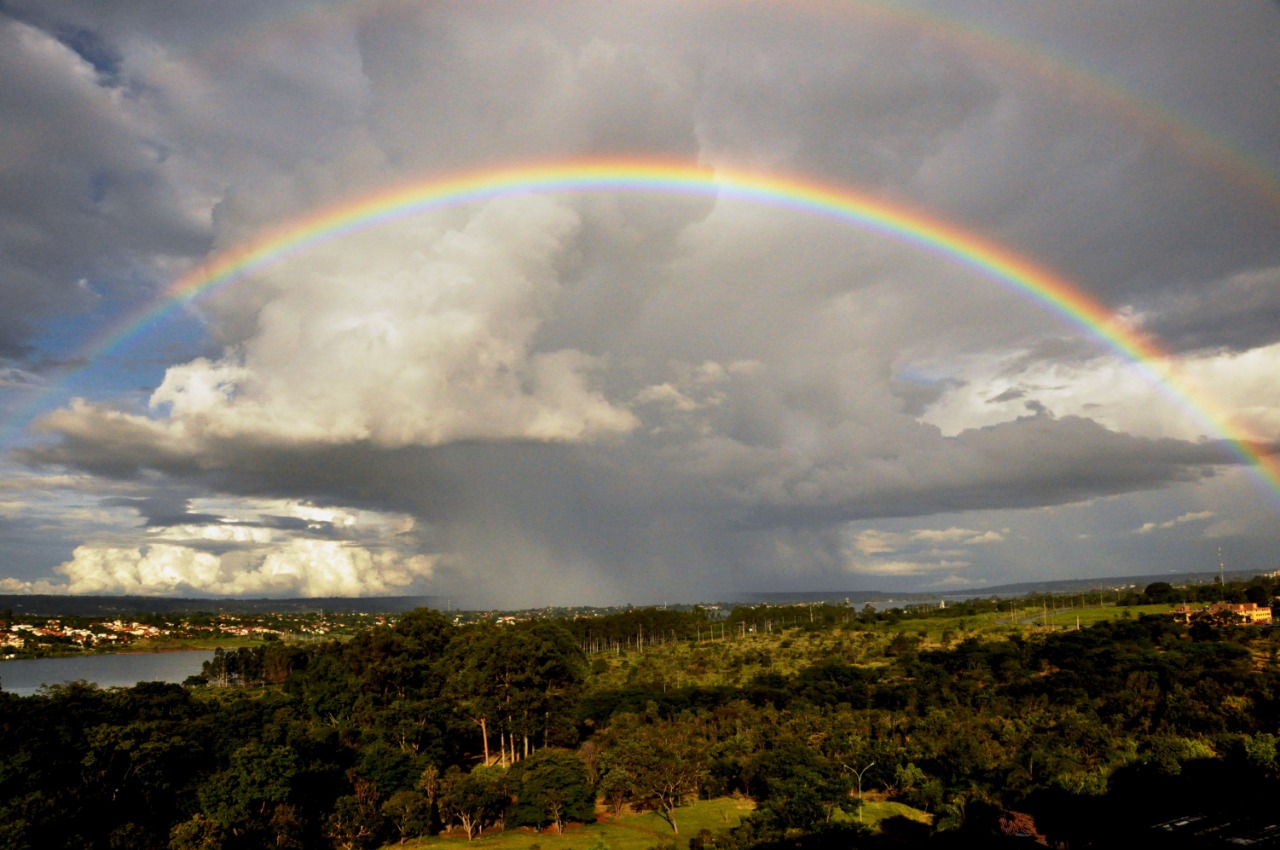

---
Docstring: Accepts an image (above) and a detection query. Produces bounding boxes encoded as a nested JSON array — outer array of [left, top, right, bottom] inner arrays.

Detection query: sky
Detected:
[[0, 1, 1278, 607]]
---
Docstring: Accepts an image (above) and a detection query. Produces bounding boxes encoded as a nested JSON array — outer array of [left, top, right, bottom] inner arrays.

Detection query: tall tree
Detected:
[[599, 715, 708, 834]]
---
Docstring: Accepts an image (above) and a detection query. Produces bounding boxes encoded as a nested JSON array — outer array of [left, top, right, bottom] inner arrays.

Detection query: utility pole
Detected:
[[1219, 547, 1226, 600]]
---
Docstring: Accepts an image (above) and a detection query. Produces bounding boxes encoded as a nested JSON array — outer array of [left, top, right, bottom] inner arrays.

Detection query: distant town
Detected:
[[0, 604, 719, 659], [0, 610, 377, 658], [2, 570, 1278, 660]]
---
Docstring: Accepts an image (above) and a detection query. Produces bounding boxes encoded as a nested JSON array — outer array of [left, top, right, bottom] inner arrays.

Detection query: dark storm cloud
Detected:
[[352, 2, 702, 171], [50, 22, 122, 80], [0, 366, 44, 389], [20, 393, 1250, 604], [1022, 399, 1049, 417], [987, 388, 1025, 404], [100, 494, 223, 528], [1136, 266, 1280, 354], [0, 13, 210, 360], [0, 0, 372, 366], [1000, 338, 1106, 373], [692, 3, 1002, 187], [255, 514, 332, 533], [96, 492, 354, 540], [700, 415, 1239, 527], [891, 377, 965, 418]]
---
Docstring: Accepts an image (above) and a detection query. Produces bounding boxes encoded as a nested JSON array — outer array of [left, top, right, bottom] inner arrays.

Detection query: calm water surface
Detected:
[[0, 650, 215, 697]]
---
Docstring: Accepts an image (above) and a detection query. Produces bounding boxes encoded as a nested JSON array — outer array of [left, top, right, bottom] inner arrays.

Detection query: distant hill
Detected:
[[730, 569, 1265, 606], [0, 569, 1268, 617]]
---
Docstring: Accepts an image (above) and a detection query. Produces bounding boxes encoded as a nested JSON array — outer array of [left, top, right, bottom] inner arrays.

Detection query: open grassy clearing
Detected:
[[390, 794, 933, 850], [396, 798, 756, 850], [1036, 602, 1173, 629], [123, 635, 268, 652], [860, 798, 932, 828]]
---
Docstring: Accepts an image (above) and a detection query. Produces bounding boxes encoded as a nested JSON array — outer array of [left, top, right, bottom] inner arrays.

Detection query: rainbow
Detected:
[[835, 1, 1280, 211], [35, 158, 1280, 494]]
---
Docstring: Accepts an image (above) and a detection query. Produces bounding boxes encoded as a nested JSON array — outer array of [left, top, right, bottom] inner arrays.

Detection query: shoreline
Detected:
[[1, 638, 266, 662]]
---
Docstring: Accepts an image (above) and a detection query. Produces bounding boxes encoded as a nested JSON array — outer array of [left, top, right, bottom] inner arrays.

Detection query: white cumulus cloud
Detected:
[[1135, 510, 1216, 534], [122, 195, 637, 452], [47, 540, 434, 597]]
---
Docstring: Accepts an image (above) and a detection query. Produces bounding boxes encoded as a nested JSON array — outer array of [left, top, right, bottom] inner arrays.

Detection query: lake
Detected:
[[0, 650, 216, 697]]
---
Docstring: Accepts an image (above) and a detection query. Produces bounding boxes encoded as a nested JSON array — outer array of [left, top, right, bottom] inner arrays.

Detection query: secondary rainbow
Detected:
[[60, 159, 1280, 495], [189, 0, 1280, 211]]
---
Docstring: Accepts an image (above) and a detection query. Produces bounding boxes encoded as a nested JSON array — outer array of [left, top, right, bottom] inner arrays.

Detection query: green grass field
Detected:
[[122, 635, 268, 653], [879, 602, 1176, 640], [391, 794, 933, 850], [395, 798, 755, 850], [1034, 602, 1172, 630]]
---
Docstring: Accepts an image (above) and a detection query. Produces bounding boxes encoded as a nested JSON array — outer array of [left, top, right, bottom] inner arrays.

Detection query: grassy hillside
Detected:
[[582, 601, 1175, 692]]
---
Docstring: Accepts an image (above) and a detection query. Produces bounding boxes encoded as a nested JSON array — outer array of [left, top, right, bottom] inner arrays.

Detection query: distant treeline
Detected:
[[1120, 575, 1280, 607]]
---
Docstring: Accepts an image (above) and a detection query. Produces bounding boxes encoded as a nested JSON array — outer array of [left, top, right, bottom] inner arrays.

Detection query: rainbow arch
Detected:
[[45, 158, 1280, 495]]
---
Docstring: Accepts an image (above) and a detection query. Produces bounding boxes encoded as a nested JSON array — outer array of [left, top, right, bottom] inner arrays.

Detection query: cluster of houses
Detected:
[[1, 619, 171, 652], [0, 610, 395, 659], [185, 621, 283, 639], [0, 618, 285, 657], [1168, 601, 1274, 626]]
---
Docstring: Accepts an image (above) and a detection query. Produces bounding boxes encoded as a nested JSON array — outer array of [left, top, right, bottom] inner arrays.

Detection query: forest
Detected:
[[3, 593, 1280, 849]]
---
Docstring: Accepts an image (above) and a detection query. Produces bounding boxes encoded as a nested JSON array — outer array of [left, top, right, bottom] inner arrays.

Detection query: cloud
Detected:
[[1135, 510, 1216, 534], [35, 197, 638, 454], [912, 527, 1007, 545], [1138, 265, 1280, 353], [0, 466, 433, 597], [849, 524, 1008, 570], [354, 4, 701, 171], [852, 526, 1006, 555], [0, 14, 211, 359], [845, 559, 971, 577], [840, 524, 1009, 584], [0, 496, 433, 597], [0, 366, 45, 389], [920, 342, 1280, 445], [33, 540, 435, 597]]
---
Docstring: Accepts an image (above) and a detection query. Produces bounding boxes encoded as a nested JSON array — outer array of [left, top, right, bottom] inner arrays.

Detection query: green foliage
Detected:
[[325, 778, 384, 850], [444, 620, 586, 762], [382, 790, 433, 843], [198, 741, 300, 840], [7, 601, 1280, 849], [1241, 732, 1279, 772], [168, 814, 224, 850], [599, 714, 710, 834], [439, 765, 508, 840], [506, 749, 595, 833], [745, 735, 852, 831]]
